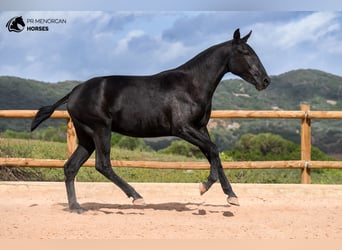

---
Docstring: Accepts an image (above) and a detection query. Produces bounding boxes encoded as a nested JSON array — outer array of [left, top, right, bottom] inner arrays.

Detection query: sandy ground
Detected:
[[0, 181, 341, 239]]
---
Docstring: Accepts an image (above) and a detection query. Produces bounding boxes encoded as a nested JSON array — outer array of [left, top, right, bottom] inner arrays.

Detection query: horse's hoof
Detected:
[[69, 204, 87, 214], [199, 182, 207, 195], [227, 196, 240, 206], [133, 198, 146, 206]]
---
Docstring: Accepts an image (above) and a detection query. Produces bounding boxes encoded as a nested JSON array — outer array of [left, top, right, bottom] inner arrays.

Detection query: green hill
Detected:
[[0, 76, 78, 131], [211, 69, 342, 155], [0, 69, 341, 156], [0, 76, 79, 109], [213, 69, 342, 111]]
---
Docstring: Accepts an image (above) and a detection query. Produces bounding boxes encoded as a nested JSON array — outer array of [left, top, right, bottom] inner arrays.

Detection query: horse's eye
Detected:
[[238, 47, 250, 55]]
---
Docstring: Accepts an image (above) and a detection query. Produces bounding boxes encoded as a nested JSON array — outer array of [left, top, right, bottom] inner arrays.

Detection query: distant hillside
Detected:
[[0, 69, 341, 155], [0, 76, 79, 109], [0, 76, 79, 131], [212, 69, 342, 155], [213, 69, 342, 111]]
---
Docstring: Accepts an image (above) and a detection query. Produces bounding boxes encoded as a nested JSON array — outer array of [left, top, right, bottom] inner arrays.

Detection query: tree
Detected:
[[117, 136, 148, 151], [226, 132, 334, 161], [228, 133, 300, 161], [159, 140, 203, 158]]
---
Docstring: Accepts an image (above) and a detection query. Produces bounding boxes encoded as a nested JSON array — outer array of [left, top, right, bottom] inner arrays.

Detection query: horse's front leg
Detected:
[[199, 146, 239, 206], [217, 168, 239, 206], [178, 127, 239, 206]]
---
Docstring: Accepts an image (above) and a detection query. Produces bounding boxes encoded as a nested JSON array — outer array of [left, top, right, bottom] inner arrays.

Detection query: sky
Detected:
[[1, 10, 342, 82]]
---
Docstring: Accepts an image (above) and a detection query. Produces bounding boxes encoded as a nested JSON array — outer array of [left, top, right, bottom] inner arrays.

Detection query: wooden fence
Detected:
[[1, 103, 342, 184]]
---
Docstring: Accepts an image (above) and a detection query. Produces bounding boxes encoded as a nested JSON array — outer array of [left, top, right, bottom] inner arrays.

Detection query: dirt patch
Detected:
[[0, 182, 341, 239]]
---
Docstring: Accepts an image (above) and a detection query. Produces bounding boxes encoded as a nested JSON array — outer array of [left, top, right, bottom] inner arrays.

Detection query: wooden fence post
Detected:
[[300, 103, 311, 184], [66, 118, 77, 158]]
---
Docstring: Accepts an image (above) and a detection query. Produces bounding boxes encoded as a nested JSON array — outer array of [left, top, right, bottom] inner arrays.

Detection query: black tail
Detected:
[[31, 93, 70, 131]]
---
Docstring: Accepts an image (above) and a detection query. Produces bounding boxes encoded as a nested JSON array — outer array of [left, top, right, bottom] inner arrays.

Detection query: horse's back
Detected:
[[66, 74, 177, 136]]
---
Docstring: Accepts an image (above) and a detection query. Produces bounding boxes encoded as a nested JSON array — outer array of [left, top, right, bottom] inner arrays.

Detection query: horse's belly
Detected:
[[111, 112, 172, 138]]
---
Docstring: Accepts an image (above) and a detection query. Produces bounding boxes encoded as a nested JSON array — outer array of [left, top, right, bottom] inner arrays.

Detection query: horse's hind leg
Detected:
[[64, 123, 95, 213], [64, 145, 93, 213], [93, 127, 144, 205]]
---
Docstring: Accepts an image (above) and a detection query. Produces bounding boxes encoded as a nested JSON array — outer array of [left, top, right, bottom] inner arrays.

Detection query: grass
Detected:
[[0, 138, 208, 182], [1, 138, 341, 184]]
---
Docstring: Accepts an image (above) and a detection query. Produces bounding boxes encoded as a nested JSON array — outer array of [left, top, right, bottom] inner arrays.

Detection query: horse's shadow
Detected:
[[57, 202, 234, 217]]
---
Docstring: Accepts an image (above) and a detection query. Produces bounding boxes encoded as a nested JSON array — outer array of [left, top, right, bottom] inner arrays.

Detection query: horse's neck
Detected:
[[181, 41, 231, 98]]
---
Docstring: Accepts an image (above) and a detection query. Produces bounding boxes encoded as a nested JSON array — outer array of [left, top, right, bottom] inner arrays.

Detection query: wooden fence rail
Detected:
[[1, 103, 342, 184]]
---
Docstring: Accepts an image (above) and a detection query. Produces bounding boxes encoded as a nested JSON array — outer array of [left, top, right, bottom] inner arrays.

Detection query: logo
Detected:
[[6, 16, 25, 32], [5, 15, 67, 33]]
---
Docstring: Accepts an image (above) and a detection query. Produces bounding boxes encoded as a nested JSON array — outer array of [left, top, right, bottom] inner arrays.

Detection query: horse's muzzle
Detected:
[[257, 76, 271, 91]]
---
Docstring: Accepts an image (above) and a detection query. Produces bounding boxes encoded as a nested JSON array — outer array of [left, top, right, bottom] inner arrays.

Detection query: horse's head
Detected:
[[228, 29, 270, 91], [6, 16, 25, 32], [15, 16, 25, 27]]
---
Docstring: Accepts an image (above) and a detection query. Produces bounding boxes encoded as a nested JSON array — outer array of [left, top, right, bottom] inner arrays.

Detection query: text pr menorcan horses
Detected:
[[31, 29, 270, 213]]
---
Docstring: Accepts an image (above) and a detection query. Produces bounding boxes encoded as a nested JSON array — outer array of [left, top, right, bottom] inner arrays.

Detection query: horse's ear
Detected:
[[233, 28, 240, 42], [241, 30, 252, 43]]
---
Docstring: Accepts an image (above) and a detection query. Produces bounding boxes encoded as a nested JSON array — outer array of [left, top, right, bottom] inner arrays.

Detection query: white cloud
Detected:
[[155, 41, 189, 65], [113, 30, 145, 55], [253, 12, 340, 49], [248, 12, 342, 76], [278, 12, 339, 48], [325, 34, 342, 54], [1, 11, 342, 82], [25, 55, 36, 63]]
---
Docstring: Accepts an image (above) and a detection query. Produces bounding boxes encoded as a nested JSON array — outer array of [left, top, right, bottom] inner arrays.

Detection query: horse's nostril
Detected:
[[263, 77, 270, 86]]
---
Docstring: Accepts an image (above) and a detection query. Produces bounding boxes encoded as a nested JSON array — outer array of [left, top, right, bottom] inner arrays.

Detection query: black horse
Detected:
[[31, 29, 270, 213]]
